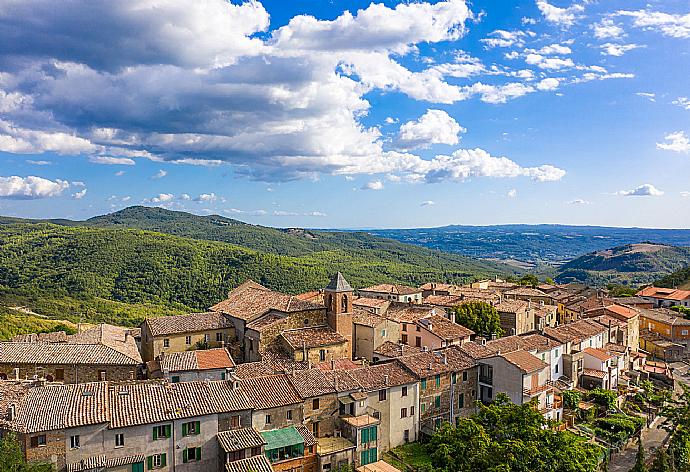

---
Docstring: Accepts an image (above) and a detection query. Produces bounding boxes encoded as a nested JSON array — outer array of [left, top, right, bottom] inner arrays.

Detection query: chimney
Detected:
[[331, 359, 335, 371], [442, 355, 448, 365], [13, 368, 19, 381], [384, 375, 389, 386], [449, 311, 456, 324], [8, 404, 15, 421]]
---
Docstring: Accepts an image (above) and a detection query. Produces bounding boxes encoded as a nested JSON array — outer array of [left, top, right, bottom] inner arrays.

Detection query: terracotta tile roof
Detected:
[[543, 319, 607, 344], [518, 334, 563, 352], [11, 331, 68, 343], [446, 287, 501, 301], [596, 304, 639, 321], [353, 297, 391, 309], [145, 312, 232, 337], [637, 286, 690, 301], [504, 287, 549, 297], [0, 342, 141, 366], [67, 454, 145, 472], [417, 314, 474, 340], [461, 334, 563, 360], [499, 350, 548, 373], [397, 347, 475, 378], [347, 361, 416, 390], [587, 314, 627, 329], [296, 290, 324, 304], [225, 455, 274, 472], [583, 347, 613, 362], [422, 295, 468, 307], [281, 326, 346, 350], [233, 358, 310, 379], [211, 280, 322, 322], [352, 309, 388, 327], [295, 423, 317, 446], [217, 427, 266, 452], [286, 368, 339, 398], [0, 382, 109, 433], [240, 374, 303, 409], [245, 312, 285, 332], [7, 323, 142, 364], [359, 284, 421, 295], [315, 359, 360, 371], [384, 303, 437, 323], [373, 341, 423, 359], [419, 282, 456, 291], [158, 348, 235, 373], [582, 368, 606, 379], [495, 300, 529, 314], [294, 364, 362, 394], [638, 308, 690, 326], [109, 380, 251, 428]]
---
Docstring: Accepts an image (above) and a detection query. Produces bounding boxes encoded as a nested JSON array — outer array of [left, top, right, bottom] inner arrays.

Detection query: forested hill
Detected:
[[0, 218, 516, 327], [556, 243, 690, 286], [655, 265, 690, 290]]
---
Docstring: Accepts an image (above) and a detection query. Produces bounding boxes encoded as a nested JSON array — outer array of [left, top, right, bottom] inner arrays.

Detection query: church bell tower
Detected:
[[325, 272, 353, 359]]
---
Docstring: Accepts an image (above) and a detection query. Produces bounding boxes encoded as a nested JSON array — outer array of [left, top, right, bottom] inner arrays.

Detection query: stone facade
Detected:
[[140, 327, 233, 364], [245, 309, 326, 362]]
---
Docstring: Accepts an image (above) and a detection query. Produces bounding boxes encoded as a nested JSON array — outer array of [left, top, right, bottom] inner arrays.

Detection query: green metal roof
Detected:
[[261, 426, 304, 451]]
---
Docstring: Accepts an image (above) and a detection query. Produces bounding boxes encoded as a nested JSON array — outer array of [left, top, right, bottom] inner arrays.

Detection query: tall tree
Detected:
[[650, 447, 672, 472], [451, 301, 504, 338], [0, 432, 53, 472]]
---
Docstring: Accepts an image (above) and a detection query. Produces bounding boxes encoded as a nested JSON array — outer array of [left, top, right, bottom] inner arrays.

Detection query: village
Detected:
[[0, 273, 688, 472]]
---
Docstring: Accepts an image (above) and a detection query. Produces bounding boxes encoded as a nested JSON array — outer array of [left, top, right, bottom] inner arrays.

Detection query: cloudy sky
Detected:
[[0, 0, 689, 228]]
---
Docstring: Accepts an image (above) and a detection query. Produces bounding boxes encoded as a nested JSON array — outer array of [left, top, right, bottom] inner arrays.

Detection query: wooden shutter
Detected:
[[182, 423, 188, 436], [30, 436, 38, 448], [371, 426, 377, 441], [183, 449, 188, 463], [152, 427, 158, 440], [160, 453, 166, 467], [164, 425, 171, 438], [147, 456, 153, 470], [195, 421, 201, 434], [196, 447, 202, 460]]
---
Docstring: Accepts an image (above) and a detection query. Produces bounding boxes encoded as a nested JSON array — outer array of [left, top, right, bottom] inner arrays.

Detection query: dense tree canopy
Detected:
[[0, 432, 53, 471], [427, 394, 603, 472], [451, 301, 504, 338]]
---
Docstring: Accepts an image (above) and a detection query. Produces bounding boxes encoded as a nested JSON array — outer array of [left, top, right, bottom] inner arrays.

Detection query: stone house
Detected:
[[357, 284, 423, 304], [279, 326, 349, 365], [0, 379, 252, 472], [241, 374, 304, 432], [0, 324, 143, 384], [396, 347, 478, 435], [149, 348, 235, 383], [637, 286, 690, 308], [352, 310, 399, 362], [209, 280, 326, 363], [544, 320, 609, 388], [352, 298, 391, 316], [495, 300, 534, 336], [503, 287, 554, 306], [476, 350, 558, 420], [372, 342, 423, 363], [140, 312, 235, 363], [346, 361, 419, 466], [414, 315, 473, 350], [217, 427, 268, 470]]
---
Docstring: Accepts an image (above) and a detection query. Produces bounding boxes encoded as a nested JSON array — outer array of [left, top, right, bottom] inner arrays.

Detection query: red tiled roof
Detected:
[[583, 347, 613, 362], [500, 350, 547, 373]]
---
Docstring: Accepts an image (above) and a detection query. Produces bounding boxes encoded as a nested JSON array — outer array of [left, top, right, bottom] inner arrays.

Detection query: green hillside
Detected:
[[655, 265, 690, 290], [0, 220, 515, 327], [556, 243, 690, 286]]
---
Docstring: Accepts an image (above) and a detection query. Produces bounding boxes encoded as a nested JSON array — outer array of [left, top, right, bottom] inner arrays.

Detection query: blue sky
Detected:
[[0, 0, 689, 228]]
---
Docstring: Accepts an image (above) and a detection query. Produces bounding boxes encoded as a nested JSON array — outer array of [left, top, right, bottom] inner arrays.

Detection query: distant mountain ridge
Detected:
[[367, 224, 690, 265], [556, 243, 690, 286]]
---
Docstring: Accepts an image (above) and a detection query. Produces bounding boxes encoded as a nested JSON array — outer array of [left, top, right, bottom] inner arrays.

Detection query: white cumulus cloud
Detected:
[[362, 180, 384, 191], [657, 131, 690, 153], [536, 0, 584, 27], [616, 184, 664, 197], [89, 155, 136, 165], [397, 110, 465, 149], [0, 175, 71, 199]]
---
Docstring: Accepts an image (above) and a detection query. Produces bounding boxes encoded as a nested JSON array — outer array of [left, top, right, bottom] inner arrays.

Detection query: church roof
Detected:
[[326, 272, 353, 292]]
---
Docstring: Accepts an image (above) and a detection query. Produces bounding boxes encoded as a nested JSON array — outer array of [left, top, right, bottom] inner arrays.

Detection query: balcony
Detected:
[[523, 384, 553, 397]]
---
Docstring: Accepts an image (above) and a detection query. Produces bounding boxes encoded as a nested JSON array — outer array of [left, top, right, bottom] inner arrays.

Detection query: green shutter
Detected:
[[421, 379, 426, 390], [183, 449, 188, 463], [370, 426, 377, 441], [182, 423, 188, 436], [147, 456, 153, 470], [164, 425, 171, 438], [435, 396, 441, 408], [196, 447, 201, 460], [361, 451, 367, 465], [459, 393, 464, 408], [195, 421, 201, 435], [152, 427, 158, 440], [361, 428, 367, 444], [160, 454, 166, 468]]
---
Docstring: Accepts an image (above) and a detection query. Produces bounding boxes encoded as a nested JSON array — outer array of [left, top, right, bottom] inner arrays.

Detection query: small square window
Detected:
[[185, 336, 192, 345], [287, 410, 293, 420], [379, 389, 387, 401], [265, 414, 272, 425], [115, 433, 124, 447], [216, 332, 223, 342], [163, 338, 170, 348], [70, 435, 80, 449], [401, 386, 407, 397]]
